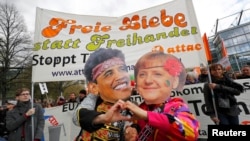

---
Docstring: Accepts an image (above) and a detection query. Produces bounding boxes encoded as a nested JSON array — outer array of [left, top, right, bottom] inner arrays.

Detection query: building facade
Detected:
[[208, 9, 250, 73]]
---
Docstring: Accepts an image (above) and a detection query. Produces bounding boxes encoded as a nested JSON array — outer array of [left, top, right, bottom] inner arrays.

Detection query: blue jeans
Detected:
[[218, 113, 239, 125]]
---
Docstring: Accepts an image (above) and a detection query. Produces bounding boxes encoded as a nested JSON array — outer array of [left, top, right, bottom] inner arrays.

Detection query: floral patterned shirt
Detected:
[[136, 97, 200, 141]]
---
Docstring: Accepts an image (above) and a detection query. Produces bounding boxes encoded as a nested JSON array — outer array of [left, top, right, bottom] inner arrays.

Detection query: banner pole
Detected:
[[202, 33, 218, 124], [31, 82, 35, 140], [206, 65, 219, 124]]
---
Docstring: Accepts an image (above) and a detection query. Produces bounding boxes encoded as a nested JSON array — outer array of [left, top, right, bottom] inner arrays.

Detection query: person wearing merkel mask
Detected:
[[124, 51, 200, 141], [5, 88, 45, 141], [74, 48, 132, 141]]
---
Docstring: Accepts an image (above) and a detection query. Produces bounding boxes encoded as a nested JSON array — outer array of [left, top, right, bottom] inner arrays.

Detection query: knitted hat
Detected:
[[7, 100, 17, 105]]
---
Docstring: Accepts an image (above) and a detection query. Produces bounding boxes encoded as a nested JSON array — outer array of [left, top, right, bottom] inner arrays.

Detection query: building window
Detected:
[[227, 46, 236, 55], [232, 28, 244, 37], [224, 39, 234, 47], [246, 33, 250, 40], [243, 24, 250, 33]]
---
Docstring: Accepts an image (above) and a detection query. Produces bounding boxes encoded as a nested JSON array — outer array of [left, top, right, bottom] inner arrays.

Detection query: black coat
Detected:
[[0, 108, 8, 138], [203, 75, 244, 118], [6, 101, 45, 141]]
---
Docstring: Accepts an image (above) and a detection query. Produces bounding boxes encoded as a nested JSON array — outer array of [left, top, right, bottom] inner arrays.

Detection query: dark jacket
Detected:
[[77, 96, 128, 141], [0, 108, 8, 139], [198, 74, 208, 83], [6, 101, 45, 141], [203, 75, 244, 118], [237, 74, 250, 79]]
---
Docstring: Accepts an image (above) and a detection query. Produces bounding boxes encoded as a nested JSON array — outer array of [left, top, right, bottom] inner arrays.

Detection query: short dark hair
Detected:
[[79, 89, 87, 95], [209, 63, 223, 71], [16, 88, 30, 96], [84, 48, 126, 82]]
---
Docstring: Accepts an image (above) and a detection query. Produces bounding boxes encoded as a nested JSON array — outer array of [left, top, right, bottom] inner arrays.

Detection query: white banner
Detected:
[[43, 79, 250, 140], [32, 0, 207, 82], [43, 103, 80, 141]]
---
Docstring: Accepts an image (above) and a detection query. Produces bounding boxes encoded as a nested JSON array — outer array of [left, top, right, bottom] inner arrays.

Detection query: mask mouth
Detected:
[[114, 82, 128, 90], [113, 77, 130, 90]]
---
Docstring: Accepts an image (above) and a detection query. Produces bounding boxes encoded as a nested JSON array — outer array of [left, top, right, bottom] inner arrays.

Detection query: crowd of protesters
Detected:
[[39, 89, 87, 108], [185, 65, 250, 85], [0, 64, 248, 140], [0, 88, 87, 140]]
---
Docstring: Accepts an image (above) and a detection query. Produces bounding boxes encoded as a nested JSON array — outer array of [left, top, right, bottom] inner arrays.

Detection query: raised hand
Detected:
[[26, 108, 35, 116], [93, 100, 131, 124], [124, 125, 138, 141], [125, 101, 147, 120]]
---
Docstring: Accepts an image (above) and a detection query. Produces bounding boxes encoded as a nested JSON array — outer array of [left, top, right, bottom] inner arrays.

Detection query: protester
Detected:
[[5, 88, 45, 141], [0, 100, 17, 141], [56, 96, 66, 106], [203, 64, 244, 125], [124, 51, 200, 141], [67, 92, 77, 103], [6, 100, 17, 110], [229, 71, 241, 79], [198, 67, 209, 82], [73, 48, 132, 141], [42, 99, 54, 108], [76, 89, 87, 103], [0, 106, 7, 141], [237, 65, 250, 79], [185, 72, 199, 85]]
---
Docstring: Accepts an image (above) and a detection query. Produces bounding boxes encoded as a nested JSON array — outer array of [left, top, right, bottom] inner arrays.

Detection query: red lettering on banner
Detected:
[[41, 10, 188, 38], [241, 120, 250, 125], [119, 10, 187, 30], [41, 18, 111, 38]]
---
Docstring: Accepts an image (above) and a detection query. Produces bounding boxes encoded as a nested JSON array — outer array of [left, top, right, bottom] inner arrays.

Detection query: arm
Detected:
[[77, 99, 130, 132], [149, 99, 199, 140], [213, 83, 242, 96], [209, 76, 243, 96], [72, 93, 98, 126], [5, 110, 27, 131], [78, 108, 104, 132], [203, 83, 216, 118], [125, 98, 199, 140]]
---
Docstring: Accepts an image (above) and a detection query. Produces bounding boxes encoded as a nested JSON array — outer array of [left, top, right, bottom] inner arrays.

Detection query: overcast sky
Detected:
[[6, 0, 250, 36]]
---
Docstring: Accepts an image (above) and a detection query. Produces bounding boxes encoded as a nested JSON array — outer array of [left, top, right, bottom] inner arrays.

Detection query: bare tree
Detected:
[[0, 2, 32, 103]]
